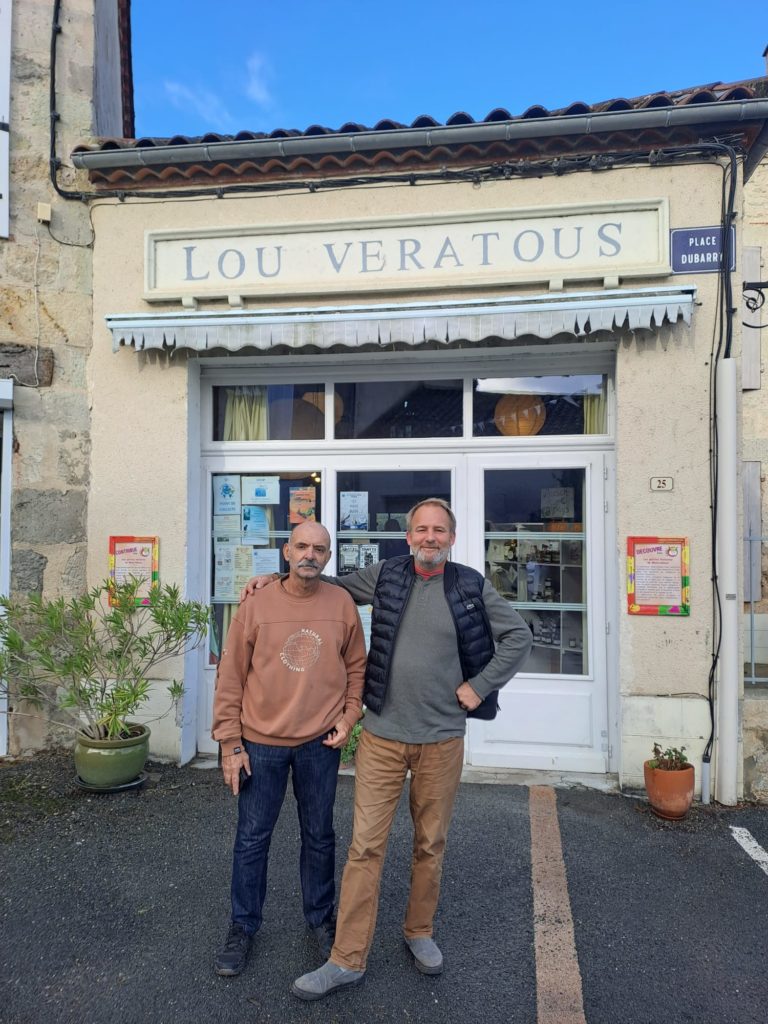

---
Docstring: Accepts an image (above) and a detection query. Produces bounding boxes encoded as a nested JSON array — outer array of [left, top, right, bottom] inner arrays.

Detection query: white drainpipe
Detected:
[[714, 357, 739, 805]]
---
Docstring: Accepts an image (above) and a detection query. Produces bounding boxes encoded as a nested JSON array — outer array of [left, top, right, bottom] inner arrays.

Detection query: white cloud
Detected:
[[245, 52, 273, 109], [163, 81, 234, 131]]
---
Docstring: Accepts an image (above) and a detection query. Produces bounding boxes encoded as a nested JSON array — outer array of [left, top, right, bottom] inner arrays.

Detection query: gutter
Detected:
[[71, 98, 768, 173]]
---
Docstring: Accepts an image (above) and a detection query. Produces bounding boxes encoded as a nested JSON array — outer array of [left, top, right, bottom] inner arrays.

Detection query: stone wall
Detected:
[[1, 0, 104, 752]]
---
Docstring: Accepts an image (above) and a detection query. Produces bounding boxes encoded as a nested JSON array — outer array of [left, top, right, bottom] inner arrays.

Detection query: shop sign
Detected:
[[670, 226, 735, 274], [144, 200, 669, 302]]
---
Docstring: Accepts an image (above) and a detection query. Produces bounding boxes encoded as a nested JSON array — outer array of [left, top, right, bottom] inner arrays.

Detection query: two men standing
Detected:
[[213, 498, 532, 999]]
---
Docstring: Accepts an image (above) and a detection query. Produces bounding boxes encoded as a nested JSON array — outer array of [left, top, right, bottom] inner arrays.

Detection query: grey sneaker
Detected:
[[405, 936, 443, 975], [291, 960, 365, 1001]]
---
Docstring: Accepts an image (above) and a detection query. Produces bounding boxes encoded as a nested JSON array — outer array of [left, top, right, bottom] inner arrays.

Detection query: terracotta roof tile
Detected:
[[72, 75, 768, 187]]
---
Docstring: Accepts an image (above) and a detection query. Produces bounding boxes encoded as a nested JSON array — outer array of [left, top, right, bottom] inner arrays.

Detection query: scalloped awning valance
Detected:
[[105, 287, 695, 353]]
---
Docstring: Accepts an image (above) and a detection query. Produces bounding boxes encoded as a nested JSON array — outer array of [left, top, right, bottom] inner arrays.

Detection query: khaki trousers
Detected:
[[331, 729, 465, 971]]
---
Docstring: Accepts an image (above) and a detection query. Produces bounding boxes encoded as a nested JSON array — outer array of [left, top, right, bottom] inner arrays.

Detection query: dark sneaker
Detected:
[[291, 961, 365, 1001], [405, 936, 443, 975], [214, 923, 252, 977], [310, 918, 336, 959]]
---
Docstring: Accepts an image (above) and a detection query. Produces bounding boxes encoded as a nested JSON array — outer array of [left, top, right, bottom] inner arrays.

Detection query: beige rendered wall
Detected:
[[742, 154, 768, 799], [2, 0, 98, 753], [89, 161, 731, 773]]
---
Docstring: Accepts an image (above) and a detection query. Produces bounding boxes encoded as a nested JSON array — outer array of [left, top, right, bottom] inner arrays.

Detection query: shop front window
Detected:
[[483, 467, 587, 675], [473, 375, 607, 437], [335, 380, 462, 439], [335, 470, 451, 574], [212, 384, 325, 441]]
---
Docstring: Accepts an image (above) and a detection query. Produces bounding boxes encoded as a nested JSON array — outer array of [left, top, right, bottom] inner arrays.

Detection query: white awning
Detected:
[[105, 287, 696, 353]]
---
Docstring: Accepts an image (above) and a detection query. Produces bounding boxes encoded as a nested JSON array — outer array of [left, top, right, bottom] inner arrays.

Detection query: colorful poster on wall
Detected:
[[213, 475, 240, 515], [627, 536, 690, 615], [109, 536, 159, 606], [241, 475, 280, 505], [289, 486, 317, 524], [340, 491, 368, 530]]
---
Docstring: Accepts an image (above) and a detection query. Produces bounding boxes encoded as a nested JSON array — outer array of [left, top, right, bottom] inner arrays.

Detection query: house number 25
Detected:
[[650, 477, 674, 491]]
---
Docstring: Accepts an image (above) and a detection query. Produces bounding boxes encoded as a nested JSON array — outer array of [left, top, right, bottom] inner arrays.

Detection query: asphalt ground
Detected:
[[2, 753, 768, 1024]]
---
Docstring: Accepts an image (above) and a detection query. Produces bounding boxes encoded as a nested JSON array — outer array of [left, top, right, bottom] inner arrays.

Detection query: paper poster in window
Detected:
[[241, 475, 280, 505], [233, 546, 258, 594], [339, 491, 368, 530], [213, 514, 241, 540], [541, 487, 575, 519], [359, 543, 380, 568], [241, 505, 270, 544], [289, 486, 317, 524], [252, 547, 281, 575], [339, 543, 359, 571], [213, 474, 240, 515], [213, 544, 236, 602]]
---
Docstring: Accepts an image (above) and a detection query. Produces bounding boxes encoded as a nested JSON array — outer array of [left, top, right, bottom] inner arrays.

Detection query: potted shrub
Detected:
[[643, 742, 695, 820], [0, 578, 211, 790]]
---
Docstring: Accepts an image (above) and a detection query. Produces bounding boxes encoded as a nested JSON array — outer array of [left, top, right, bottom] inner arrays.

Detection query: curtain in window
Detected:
[[583, 393, 607, 434]]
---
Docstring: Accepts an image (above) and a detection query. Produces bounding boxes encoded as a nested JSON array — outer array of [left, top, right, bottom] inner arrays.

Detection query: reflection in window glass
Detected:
[[335, 380, 462, 439], [473, 375, 607, 437], [213, 384, 325, 441]]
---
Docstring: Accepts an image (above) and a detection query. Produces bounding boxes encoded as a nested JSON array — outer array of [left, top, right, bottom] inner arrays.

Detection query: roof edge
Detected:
[[72, 99, 768, 174]]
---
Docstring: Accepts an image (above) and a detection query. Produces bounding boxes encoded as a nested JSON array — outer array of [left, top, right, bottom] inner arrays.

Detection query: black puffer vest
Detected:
[[364, 555, 500, 721]]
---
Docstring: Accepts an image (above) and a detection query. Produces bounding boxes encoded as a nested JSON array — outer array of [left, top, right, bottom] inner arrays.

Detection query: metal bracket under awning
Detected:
[[105, 286, 696, 353]]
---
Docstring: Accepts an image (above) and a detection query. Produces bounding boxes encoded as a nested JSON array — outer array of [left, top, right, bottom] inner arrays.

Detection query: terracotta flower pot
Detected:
[[643, 760, 695, 820]]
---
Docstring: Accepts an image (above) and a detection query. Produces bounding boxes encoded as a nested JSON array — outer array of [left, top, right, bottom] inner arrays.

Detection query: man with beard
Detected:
[[245, 497, 532, 998], [212, 521, 365, 978]]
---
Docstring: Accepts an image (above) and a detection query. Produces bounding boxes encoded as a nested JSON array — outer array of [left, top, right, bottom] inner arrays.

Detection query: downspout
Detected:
[[714, 358, 740, 805]]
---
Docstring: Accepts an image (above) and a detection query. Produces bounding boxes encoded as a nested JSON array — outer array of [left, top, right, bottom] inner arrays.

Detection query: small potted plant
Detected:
[[0, 578, 211, 790], [643, 742, 695, 820]]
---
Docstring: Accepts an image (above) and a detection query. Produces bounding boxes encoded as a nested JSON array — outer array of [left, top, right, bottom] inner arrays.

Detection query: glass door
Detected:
[[197, 453, 458, 754], [466, 452, 609, 773]]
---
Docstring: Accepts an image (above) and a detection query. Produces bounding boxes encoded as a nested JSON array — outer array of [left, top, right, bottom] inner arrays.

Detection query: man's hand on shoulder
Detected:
[[239, 574, 279, 603], [455, 681, 482, 712], [323, 719, 350, 750]]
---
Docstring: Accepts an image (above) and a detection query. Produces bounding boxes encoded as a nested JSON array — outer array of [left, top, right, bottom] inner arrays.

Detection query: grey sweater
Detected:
[[332, 560, 532, 744]]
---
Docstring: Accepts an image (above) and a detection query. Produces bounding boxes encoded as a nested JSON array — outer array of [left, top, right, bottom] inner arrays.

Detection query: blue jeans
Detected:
[[230, 736, 340, 935]]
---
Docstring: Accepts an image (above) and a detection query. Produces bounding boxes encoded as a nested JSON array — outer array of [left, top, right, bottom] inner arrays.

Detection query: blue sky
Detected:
[[131, 0, 768, 138]]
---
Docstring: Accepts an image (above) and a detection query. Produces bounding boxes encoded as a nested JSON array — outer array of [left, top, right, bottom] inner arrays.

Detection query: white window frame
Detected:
[[199, 345, 616, 457]]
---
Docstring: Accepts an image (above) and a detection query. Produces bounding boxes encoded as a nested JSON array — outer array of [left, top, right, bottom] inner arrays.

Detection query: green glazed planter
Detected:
[[74, 725, 150, 788]]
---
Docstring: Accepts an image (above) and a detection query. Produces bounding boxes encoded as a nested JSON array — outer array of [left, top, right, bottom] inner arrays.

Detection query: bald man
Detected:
[[212, 522, 366, 978]]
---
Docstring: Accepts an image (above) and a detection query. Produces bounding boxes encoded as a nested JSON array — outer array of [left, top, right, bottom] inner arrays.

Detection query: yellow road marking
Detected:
[[529, 785, 586, 1024]]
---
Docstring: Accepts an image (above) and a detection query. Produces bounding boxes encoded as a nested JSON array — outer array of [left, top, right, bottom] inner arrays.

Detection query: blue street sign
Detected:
[[670, 226, 736, 274]]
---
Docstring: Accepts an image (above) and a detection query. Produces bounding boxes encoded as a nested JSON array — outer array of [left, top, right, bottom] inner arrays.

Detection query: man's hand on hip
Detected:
[[455, 682, 482, 712], [222, 750, 251, 795], [323, 719, 350, 749]]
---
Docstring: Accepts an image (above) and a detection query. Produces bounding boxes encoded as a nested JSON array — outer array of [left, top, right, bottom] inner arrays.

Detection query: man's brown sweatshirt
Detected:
[[212, 580, 366, 754]]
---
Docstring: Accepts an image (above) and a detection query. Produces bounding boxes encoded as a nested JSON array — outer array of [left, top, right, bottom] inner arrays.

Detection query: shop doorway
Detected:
[[197, 449, 610, 773]]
